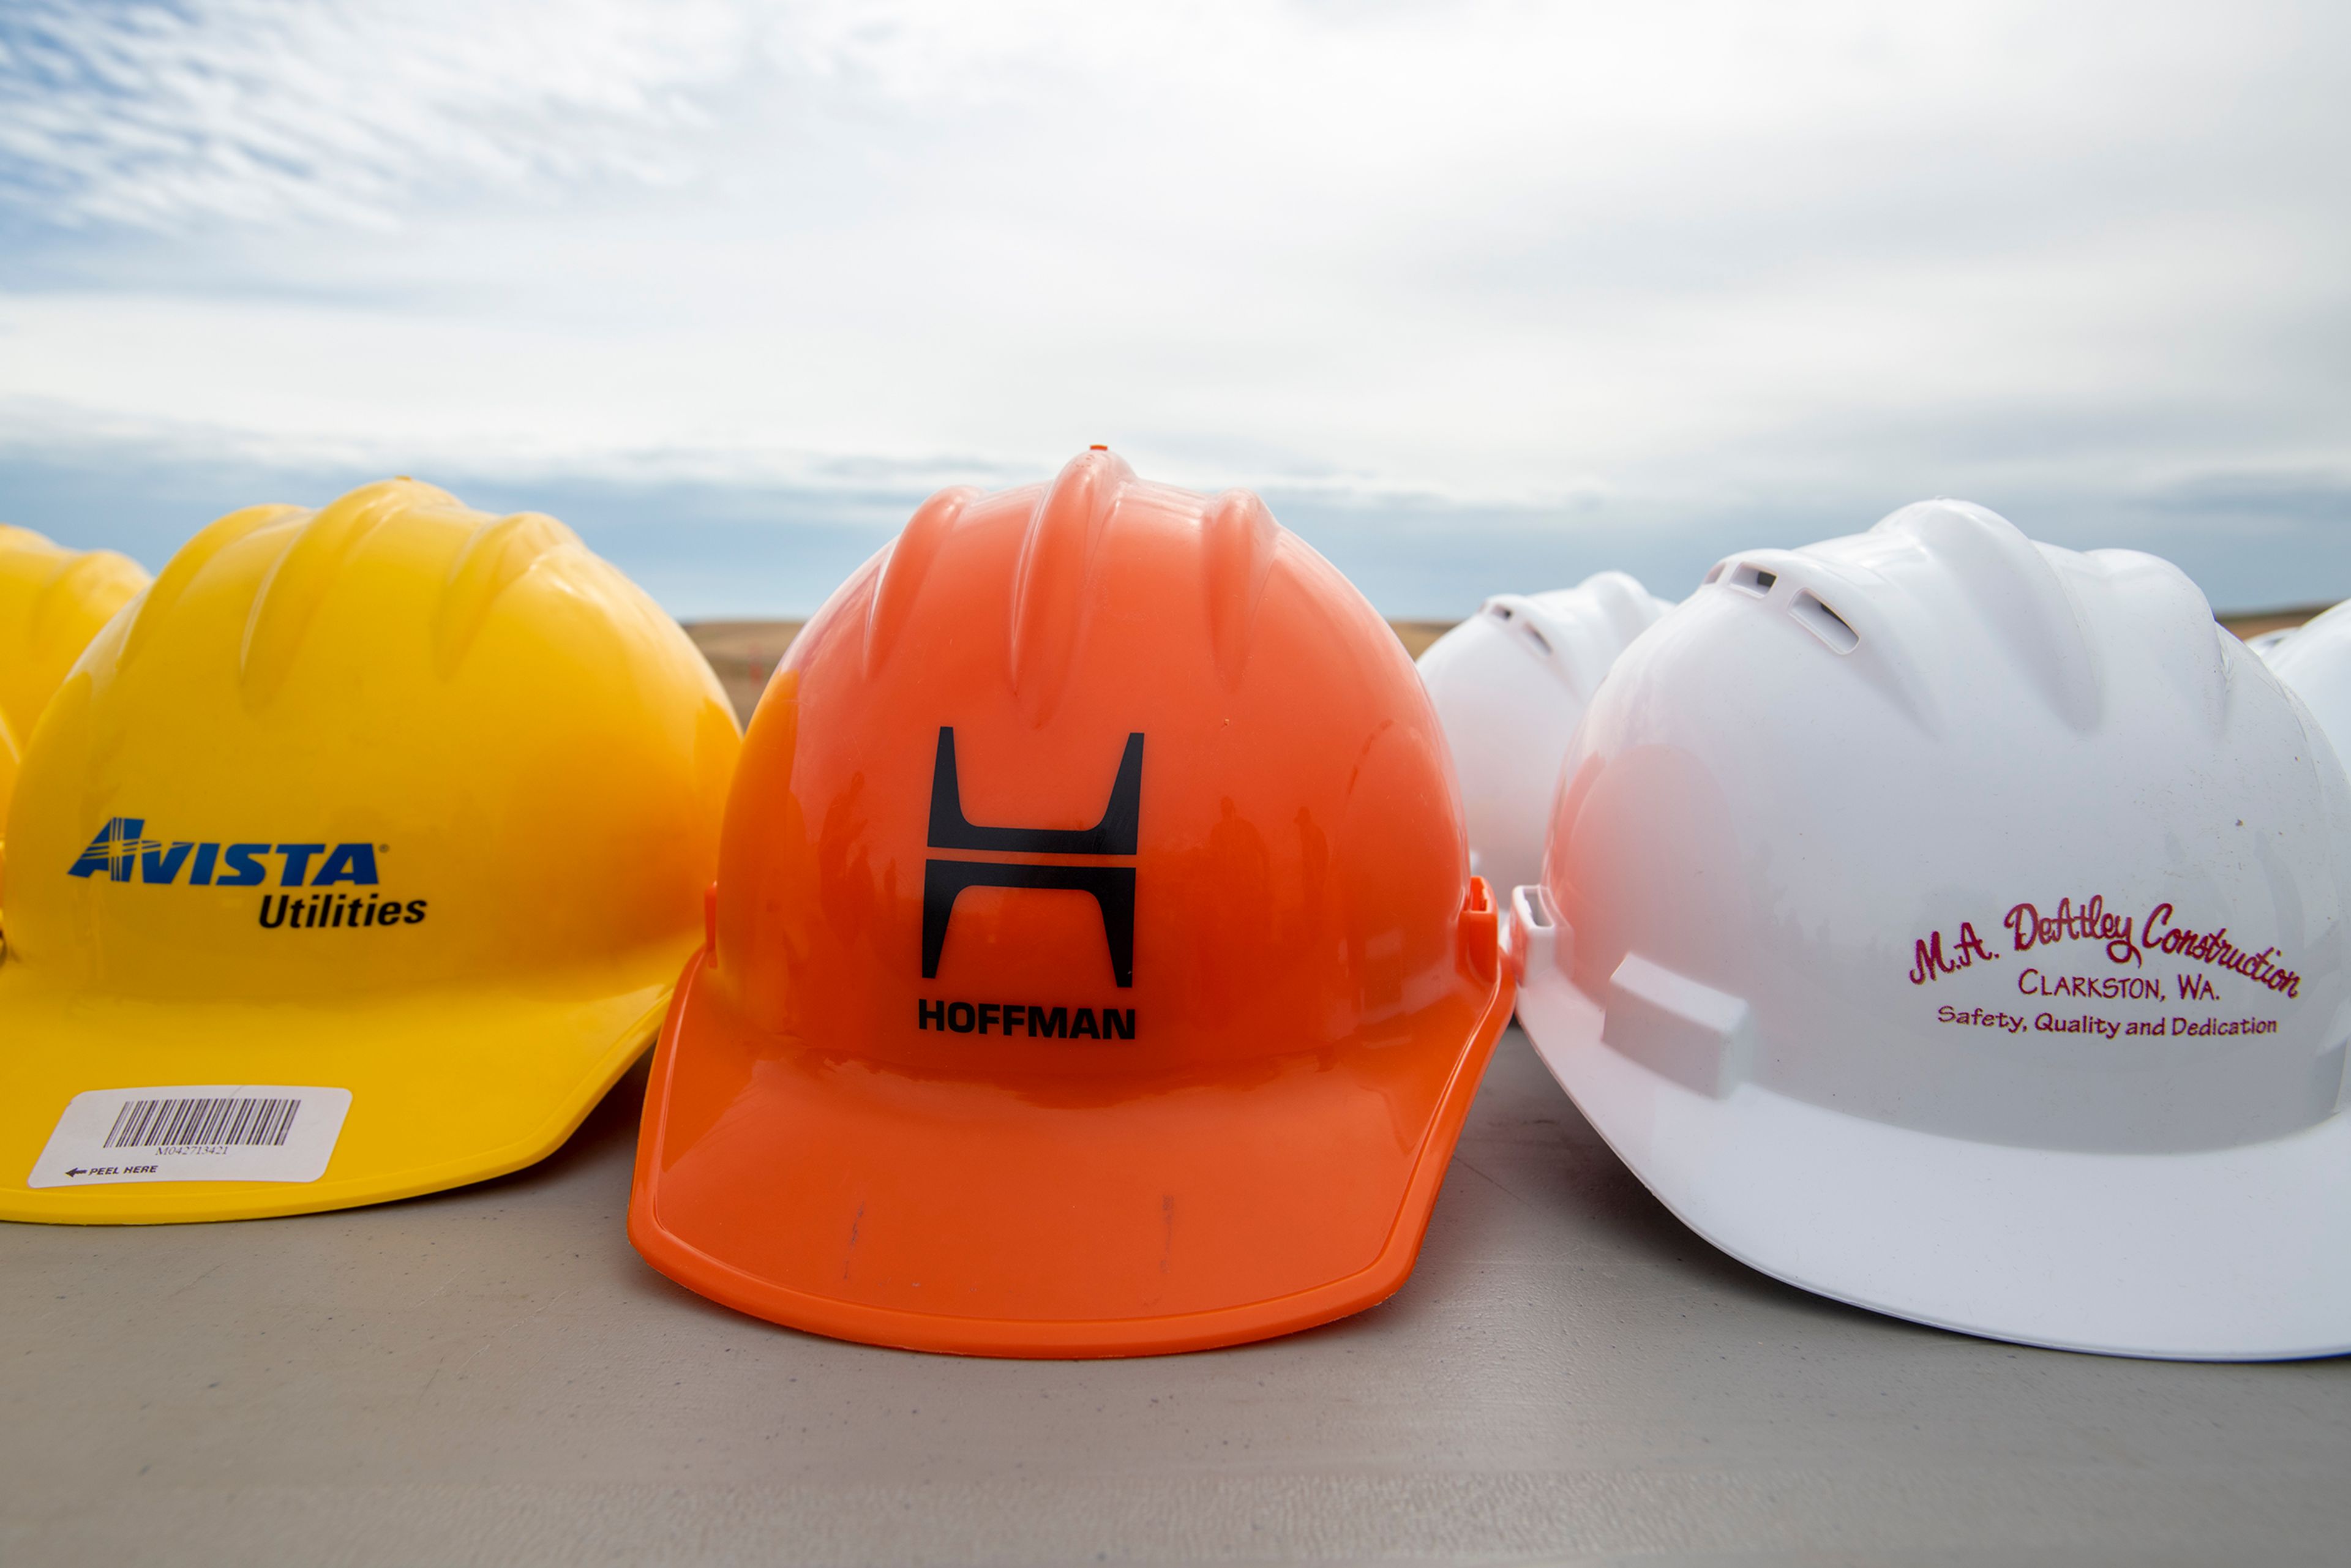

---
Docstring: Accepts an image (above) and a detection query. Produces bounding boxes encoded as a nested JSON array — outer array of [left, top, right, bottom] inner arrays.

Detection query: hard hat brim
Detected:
[[1518, 964, 2351, 1361], [0, 967, 669, 1223], [629, 949, 1514, 1358]]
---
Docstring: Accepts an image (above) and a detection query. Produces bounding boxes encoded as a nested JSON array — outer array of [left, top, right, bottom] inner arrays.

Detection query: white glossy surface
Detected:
[[2261, 596, 2351, 771], [1522, 500, 2351, 1357], [1550, 503, 2351, 1153], [1417, 574, 1669, 907], [1521, 965, 2351, 1360]]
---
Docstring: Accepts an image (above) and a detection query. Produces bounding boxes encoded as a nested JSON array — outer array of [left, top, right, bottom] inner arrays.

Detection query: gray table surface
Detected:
[[5, 1029, 2347, 1567]]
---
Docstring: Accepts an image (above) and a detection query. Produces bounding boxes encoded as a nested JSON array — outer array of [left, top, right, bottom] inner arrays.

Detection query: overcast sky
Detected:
[[2, 0, 2346, 617]]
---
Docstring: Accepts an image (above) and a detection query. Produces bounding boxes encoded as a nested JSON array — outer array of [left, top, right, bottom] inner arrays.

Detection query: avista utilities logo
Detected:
[[67, 817, 428, 929]]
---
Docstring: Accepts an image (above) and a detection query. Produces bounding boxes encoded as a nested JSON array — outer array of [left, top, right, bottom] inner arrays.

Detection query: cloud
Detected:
[[0, 2, 2347, 615], [0, 0, 751, 229]]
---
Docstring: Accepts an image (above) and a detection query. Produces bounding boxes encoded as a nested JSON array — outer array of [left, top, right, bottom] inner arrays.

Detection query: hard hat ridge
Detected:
[[117, 481, 604, 708], [1701, 500, 2233, 741], [0, 530, 141, 661], [0, 525, 151, 717], [1201, 487, 1281, 690], [1567, 572, 1670, 692], [2071, 544, 2232, 740], [239, 484, 429, 705], [433, 509, 582, 678], [114, 505, 302, 676], [244, 481, 595, 704], [1881, 500, 2102, 731], [863, 486, 979, 680], [863, 450, 1292, 714], [2259, 597, 2351, 772], [1010, 448, 1133, 724]]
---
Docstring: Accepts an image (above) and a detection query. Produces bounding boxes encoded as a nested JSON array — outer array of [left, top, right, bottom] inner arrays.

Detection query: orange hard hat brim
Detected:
[[629, 949, 1513, 1357]]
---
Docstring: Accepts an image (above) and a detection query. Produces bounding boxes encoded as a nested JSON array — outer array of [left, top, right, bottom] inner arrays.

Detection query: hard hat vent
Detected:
[[1790, 588, 1859, 653], [1479, 596, 1559, 661], [1727, 563, 1776, 597]]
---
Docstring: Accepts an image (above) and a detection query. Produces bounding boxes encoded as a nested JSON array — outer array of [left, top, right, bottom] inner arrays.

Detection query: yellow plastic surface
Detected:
[[0, 524, 150, 843], [0, 480, 740, 1222]]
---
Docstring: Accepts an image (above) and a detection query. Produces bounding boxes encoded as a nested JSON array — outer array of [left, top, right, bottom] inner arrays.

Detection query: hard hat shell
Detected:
[[0, 525, 151, 837], [1416, 573, 1670, 906], [629, 448, 1513, 1357], [0, 710, 16, 842], [2257, 599, 2351, 770], [2243, 626, 2298, 658], [0, 481, 740, 1223], [1511, 499, 2351, 1360]]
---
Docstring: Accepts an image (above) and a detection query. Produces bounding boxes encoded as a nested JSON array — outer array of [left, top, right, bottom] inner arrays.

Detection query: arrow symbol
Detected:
[[66, 1168, 87, 1177]]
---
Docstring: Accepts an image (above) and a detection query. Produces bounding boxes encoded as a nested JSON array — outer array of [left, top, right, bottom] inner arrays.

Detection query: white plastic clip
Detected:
[[1508, 883, 1572, 985], [1602, 954, 1754, 1100]]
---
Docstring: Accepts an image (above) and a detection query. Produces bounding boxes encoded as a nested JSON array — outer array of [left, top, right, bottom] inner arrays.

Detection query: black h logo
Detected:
[[921, 727, 1143, 986]]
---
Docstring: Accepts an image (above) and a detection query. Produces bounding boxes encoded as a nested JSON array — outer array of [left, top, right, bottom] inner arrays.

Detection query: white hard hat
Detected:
[[1417, 573, 1671, 906], [1511, 498, 2351, 1360], [2244, 626, 2300, 658], [2257, 600, 2351, 770]]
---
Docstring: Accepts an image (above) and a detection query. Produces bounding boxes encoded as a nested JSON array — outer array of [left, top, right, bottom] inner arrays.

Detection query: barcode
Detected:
[[102, 1096, 302, 1150]]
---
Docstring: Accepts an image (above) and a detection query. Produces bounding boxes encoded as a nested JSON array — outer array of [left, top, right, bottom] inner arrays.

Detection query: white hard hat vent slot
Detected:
[[1509, 883, 1570, 981], [1728, 563, 1775, 598], [1480, 597, 1560, 660], [1790, 589, 1859, 654]]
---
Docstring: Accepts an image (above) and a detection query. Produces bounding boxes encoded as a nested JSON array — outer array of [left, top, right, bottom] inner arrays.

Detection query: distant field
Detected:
[[686, 607, 2330, 724], [684, 620, 805, 722]]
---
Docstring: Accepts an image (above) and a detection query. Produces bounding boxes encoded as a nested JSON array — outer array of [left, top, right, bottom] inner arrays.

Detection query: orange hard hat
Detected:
[[629, 448, 1512, 1357]]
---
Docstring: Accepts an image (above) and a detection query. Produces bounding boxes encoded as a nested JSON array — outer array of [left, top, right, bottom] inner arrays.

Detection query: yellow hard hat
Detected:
[[0, 708, 17, 850], [0, 525, 151, 838], [0, 480, 740, 1223]]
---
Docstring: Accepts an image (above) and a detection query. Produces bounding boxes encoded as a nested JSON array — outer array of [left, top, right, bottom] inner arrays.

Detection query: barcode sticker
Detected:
[[27, 1085, 352, 1188]]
